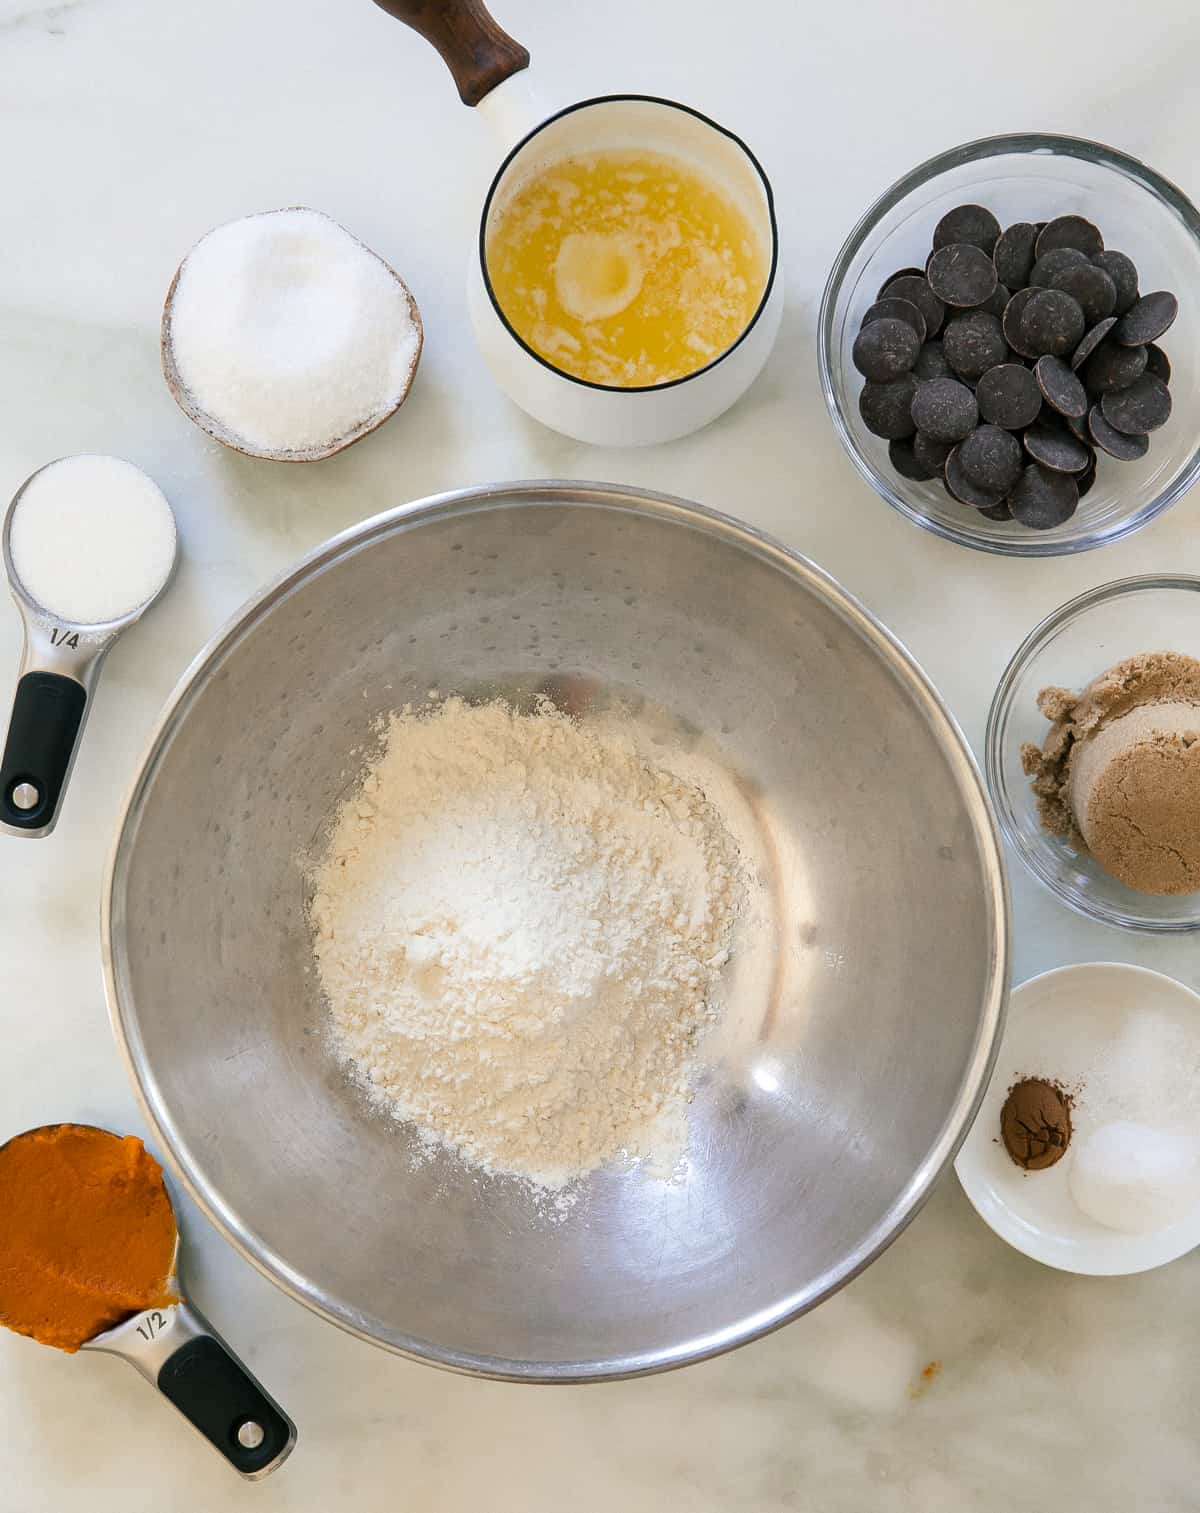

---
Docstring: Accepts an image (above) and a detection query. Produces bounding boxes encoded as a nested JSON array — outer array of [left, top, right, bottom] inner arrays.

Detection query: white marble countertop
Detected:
[[2, 0, 1200, 1506]]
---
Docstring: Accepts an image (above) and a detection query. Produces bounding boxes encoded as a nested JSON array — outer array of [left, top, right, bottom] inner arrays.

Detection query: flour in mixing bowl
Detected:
[[306, 696, 745, 1193]]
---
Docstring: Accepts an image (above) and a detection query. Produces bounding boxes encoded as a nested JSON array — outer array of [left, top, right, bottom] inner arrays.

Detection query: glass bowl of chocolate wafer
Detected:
[[819, 134, 1200, 556]]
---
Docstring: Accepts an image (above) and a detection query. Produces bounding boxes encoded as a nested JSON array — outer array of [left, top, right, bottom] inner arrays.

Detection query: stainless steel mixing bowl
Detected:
[[104, 481, 1008, 1382]]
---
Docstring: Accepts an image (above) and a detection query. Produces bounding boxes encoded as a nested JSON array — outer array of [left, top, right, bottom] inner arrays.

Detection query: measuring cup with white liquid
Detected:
[[368, 0, 782, 445], [0, 455, 177, 837]]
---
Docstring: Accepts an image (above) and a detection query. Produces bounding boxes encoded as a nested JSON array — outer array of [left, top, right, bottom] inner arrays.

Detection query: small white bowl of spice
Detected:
[[956, 962, 1200, 1275], [162, 207, 422, 462]]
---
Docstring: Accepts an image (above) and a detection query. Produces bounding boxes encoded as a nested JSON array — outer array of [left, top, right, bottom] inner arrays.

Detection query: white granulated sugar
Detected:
[[1069, 1122, 1200, 1235], [1083, 1009, 1200, 1135], [1012, 990, 1200, 1235], [167, 209, 421, 456], [307, 697, 745, 1193], [10, 455, 176, 624]]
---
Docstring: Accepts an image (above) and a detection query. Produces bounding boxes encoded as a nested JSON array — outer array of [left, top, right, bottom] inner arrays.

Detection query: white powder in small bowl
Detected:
[[1069, 1122, 1200, 1235], [8, 455, 177, 625], [163, 208, 422, 460]]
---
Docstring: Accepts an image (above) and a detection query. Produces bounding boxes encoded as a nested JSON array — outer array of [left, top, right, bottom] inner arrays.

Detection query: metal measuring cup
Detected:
[[0, 458, 178, 838], [1, 1124, 296, 1479]]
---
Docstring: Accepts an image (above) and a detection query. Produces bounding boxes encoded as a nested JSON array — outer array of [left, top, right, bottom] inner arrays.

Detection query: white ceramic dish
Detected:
[[956, 962, 1200, 1276]]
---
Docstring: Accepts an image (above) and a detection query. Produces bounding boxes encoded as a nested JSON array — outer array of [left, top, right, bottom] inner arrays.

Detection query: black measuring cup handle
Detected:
[[86, 1296, 297, 1478], [157, 1317, 296, 1478], [0, 671, 87, 831]]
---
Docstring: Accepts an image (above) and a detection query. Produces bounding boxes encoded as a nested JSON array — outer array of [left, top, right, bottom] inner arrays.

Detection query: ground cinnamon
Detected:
[[0, 1124, 178, 1352], [1000, 1079, 1072, 1171]]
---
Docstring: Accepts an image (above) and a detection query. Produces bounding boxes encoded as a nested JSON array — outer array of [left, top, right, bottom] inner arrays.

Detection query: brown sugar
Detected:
[[1021, 651, 1200, 896]]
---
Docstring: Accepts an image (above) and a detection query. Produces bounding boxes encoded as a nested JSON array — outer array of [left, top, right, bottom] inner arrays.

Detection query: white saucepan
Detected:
[[370, 0, 782, 445]]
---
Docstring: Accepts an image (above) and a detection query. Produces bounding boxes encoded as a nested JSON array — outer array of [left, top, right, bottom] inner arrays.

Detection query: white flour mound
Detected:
[[307, 697, 744, 1191]]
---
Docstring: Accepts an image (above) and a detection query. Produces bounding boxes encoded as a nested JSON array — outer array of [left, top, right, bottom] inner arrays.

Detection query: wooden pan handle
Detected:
[[370, 0, 530, 107]]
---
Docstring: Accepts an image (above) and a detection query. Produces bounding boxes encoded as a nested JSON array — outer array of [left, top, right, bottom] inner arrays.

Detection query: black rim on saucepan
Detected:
[[477, 94, 780, 394]]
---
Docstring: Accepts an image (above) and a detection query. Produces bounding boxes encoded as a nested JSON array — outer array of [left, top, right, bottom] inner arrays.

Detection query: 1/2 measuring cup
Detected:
[[0, 456, 178, 838], [84, 1249, 297, 1480], [0, 1124, 296, 1479], [369, 0, 782, 446]]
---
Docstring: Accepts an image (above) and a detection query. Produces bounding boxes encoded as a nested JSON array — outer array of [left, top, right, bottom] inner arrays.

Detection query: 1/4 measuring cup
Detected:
[[369, 0, 782, 445], [0, 1124, 296, 1479], [0, 456, 178, 838]]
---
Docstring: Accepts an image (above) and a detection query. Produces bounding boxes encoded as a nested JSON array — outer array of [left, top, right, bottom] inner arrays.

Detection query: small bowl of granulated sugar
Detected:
[[162, 208, 423, 462]]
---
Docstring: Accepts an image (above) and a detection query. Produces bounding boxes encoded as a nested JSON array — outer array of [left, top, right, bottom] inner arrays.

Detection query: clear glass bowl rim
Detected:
[[985, 572, 1200, 932], [818, 132, 1200, 558]]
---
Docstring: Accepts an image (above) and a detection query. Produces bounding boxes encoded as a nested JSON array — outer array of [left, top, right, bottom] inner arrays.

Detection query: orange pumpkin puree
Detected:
[[0, 1124, 177, 1352]]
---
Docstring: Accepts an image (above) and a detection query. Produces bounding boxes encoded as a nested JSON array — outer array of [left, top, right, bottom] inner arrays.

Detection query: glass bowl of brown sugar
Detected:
[[986, 574, 1200, 932]]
